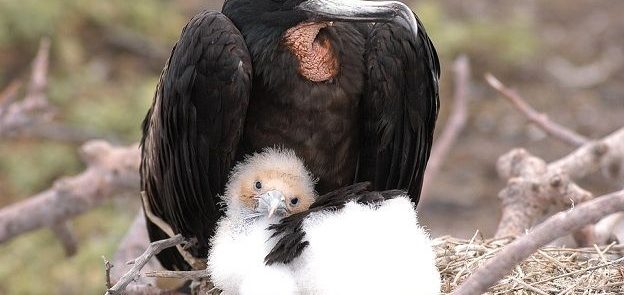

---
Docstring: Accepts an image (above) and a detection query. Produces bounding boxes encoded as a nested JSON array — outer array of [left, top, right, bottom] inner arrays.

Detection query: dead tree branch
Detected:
[[488, 74, 624, 245], [0, 140, 139, 244], [110, 213, 180, 295], [0, 38, 54, 137], [106, 234, 186, 295], [485, 73, 589, 147], [495, 127, 624, 241], [0, 38, 117, 143], [422, 55, 470, 199], [451, 189, 624, 295]]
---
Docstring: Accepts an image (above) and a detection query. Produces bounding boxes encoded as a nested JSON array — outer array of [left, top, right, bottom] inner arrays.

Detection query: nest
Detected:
[[434, 234, 624, 294]]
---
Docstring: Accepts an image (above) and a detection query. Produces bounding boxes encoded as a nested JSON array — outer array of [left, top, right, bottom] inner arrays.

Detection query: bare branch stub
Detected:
[[50, 221, 79, 257], [422, 55, 470, 199], [451, 189, 624, 295], [103, 256, 113, 290], [485, 73, 589, 147]]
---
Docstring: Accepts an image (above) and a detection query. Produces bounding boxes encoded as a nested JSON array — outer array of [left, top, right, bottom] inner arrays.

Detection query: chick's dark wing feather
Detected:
[[265, 183, 405, 265]]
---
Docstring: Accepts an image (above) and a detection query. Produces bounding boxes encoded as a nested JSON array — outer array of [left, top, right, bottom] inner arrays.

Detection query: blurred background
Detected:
[[0, 0, 622, 294]]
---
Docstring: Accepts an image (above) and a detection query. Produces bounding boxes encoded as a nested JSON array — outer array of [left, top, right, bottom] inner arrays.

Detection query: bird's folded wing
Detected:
[[357, 14, 440, 206], [140, 10, 252, 270]]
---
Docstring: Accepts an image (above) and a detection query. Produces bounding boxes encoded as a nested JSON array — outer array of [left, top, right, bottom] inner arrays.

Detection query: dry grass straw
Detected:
[[434, 232, 624, 294]]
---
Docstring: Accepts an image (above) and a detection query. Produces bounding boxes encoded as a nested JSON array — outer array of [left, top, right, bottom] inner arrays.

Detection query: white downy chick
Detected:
[[209, 148, 441, 295], [207, 148, 316, 295]]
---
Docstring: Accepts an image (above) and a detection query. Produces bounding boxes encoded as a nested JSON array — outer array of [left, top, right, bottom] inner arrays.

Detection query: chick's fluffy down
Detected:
[[291, 196, 440, 295], [208, 196, 440, 295], [208, 217, 297, 295]]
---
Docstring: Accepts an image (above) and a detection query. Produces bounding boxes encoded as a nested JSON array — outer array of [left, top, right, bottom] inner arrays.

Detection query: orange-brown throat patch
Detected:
[[283, 22, 339, 82]]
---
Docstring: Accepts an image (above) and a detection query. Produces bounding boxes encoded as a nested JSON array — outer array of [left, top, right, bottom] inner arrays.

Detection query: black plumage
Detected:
[[141, 0, 439, 271]]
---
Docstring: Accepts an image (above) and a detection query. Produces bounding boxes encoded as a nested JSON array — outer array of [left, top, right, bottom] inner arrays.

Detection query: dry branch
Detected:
[[485, 73, 589, 146], [106, 234, 186, 295], [146, 270, 210, 281], [495, 127, 624, 239], [110, 213, 179, 295], [0, 38, 116, 143], [422, 55, 470, 199], [0, 38, 53, 137], [0, 140, 139, 244], [451, 189, 624, 295]]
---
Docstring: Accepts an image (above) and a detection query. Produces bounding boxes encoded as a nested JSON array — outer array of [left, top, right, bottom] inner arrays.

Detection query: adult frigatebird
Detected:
[[141, 0, 440, 271]]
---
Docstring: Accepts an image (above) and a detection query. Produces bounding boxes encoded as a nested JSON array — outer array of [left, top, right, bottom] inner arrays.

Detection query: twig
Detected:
[[50, 221, 78, 257], [103, 256, 113, 289], [111, 212, 173, 295], [485, 73, 589, 147], [0, 141, 139, 244], [145, 269, 210, 280], [106, 234, 186, 295], [422, 55, 470, 199], [509, 276, 549, 295], [451, 189, 624, 295]]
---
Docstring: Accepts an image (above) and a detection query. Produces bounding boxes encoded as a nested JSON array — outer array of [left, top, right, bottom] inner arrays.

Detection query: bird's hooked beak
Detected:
[[256, 190, 288, 218], [296, 0, 418, 36]]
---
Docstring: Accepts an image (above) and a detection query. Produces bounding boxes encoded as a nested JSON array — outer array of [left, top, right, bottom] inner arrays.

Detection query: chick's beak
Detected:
[[257, 190, 287, 218]]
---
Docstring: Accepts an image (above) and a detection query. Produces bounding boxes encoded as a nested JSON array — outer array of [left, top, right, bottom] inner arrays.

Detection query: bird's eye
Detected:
[[290, 197, 299, 206], [255, 181, 262, 190]]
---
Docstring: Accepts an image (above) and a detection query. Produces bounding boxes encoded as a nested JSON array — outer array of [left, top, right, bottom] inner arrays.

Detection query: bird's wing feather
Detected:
[[264, 183, 404, 265], [357, 14, 440, 205], [140, 10, 252, 270]]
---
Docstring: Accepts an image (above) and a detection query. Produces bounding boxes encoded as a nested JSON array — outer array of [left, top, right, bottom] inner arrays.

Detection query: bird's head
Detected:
[[223, 0, 419, 38], [224, 148, 317, 220]]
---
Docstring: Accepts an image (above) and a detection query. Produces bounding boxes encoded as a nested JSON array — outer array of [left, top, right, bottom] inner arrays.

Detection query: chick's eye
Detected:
[[255, 181, 262, 190], [290, 197, 299, 205]]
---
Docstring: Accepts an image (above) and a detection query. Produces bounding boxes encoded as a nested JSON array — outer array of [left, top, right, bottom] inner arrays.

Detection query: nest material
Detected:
[[434, 234, 624, 294]]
